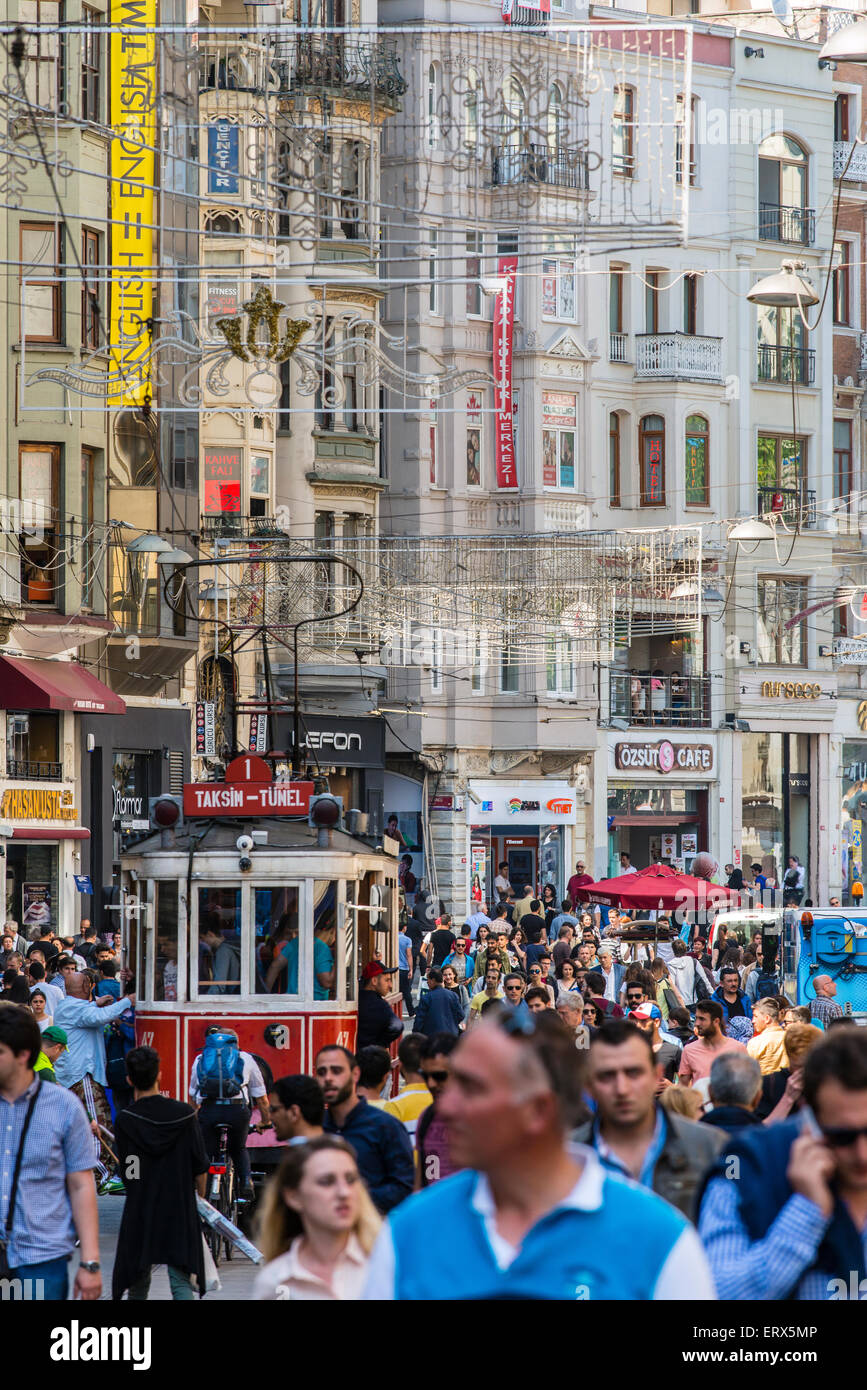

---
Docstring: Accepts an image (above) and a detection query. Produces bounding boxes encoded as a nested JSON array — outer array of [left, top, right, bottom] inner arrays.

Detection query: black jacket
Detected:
[[701, 1104, 762, 1131], [113, 1096, 209, 1298], [357, 988, 403, 1049], [324, 1097, 414, 1213]]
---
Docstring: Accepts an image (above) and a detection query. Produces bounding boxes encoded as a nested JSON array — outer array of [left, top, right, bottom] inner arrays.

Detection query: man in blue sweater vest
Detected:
[[362, 1010, 715, 1300]]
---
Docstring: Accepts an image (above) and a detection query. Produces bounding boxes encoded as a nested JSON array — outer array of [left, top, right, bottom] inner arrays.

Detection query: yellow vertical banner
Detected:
[[109, 0, 157, 404]]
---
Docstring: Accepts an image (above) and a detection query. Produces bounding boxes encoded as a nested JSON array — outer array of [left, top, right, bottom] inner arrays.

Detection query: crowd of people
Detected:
[[3, 890, 867, 1304]]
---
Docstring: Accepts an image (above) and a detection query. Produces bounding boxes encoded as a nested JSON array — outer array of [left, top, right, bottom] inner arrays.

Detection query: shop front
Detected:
[[839, 740, 867, 904], [0, 784, 90, 937], [605, 734, 719, 877], [273, 713, 385, 839], [735, 673, 836, 903], [465, 779, 578, 903]]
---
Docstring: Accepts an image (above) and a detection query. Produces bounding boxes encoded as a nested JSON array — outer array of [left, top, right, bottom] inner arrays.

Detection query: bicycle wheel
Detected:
[[223, 1160, 235, 1262], [208, 1188, 223, 1269]]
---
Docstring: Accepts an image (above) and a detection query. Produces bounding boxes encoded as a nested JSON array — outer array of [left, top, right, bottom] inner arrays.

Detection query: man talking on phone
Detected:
[[698, 1027, 867, 1298]]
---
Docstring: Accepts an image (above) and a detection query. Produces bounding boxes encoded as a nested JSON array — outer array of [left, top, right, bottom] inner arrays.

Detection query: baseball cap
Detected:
[[41, 1025, 68, 1047], [361, 961, 396, 981], [628, 1002, 662, 1022]]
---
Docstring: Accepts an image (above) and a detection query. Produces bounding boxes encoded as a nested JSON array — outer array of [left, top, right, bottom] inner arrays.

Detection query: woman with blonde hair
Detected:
[[659, 1084, 704, 1122], [253, 1136, 380, 1300]]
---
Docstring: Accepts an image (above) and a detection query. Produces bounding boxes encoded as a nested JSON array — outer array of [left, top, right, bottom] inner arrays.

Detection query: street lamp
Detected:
[[746, 261, 819, 310], [156, 548, 194, 566], [728, 519, 776, 542], [125, 532, 173, 555], [820, 18, 867, 64]]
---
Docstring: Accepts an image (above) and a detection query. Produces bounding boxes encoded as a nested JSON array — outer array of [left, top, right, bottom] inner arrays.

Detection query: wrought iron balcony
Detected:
[[6, 759, 63, 781], [609, 673, 711, 728], [758, 202, 815, 246], [609, 332, 629, 363], [834, 141, 867, 183], [492, 144, 589, 191], [199, 39, 277, 93], [280, 34, 406, 102], [634, 333, 723, 383], [756, 343, 815, 386], [757, 486, 817, 529], [199, 514, 289, 541]]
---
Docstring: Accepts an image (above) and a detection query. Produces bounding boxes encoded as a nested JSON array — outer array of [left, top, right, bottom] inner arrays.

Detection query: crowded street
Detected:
[[6, 0, 867, 1360]]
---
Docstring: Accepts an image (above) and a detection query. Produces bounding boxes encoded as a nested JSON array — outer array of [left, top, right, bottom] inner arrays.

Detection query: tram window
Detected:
[[257, 886, 301, 997], [197, 887, 241, 996], [154, 882, 179, 1002], [312, 881, 338, 1002], [345, 881, 357, 1003]]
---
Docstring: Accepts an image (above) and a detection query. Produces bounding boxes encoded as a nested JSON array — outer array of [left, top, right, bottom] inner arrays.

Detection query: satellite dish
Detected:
[[771, 0, 794, 24]]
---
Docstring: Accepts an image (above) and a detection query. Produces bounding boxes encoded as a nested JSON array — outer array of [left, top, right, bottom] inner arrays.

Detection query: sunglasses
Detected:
[[422, 1070, 450, 1084], [821, 1125, 867, 1148]]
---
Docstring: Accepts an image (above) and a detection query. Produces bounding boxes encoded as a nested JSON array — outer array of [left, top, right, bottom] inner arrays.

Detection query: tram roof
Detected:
[[123, 820, 391, 859]]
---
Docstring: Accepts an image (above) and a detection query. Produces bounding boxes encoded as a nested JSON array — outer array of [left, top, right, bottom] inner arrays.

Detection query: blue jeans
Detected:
[[7, 1255, 69, 1301], [127, 1266, 195, 1300]]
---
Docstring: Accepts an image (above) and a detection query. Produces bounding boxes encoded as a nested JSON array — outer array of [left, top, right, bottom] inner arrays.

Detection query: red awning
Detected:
[[0, 656, 125, 715], [11, 827, 90, 840]]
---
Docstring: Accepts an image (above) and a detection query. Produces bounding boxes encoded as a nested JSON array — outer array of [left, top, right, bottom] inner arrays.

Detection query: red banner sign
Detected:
[[183, 779, 313, 818], [493, 255, 518, 491]]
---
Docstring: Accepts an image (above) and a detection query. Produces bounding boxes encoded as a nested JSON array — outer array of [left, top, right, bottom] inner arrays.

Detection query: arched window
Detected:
[[547, 82, 564, 153], [639, 414, 665, 506], [613, 85, 635, 177], [685, 415, 709, 507], [464, 67, 479, 150], [427, 63, 441, 148], [758, 134, 812, 245], [502, 75, 526, 149]]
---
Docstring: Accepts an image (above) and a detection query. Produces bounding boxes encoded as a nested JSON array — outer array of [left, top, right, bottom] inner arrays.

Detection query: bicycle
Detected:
[[206, 1123, 238, 1267]]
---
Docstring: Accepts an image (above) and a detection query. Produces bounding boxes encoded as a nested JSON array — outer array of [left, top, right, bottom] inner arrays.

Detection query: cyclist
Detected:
[[189, 1027, 271, 1200]]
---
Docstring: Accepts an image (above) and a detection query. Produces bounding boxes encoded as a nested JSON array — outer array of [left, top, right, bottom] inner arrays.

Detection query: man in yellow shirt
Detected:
[[385, 1034, 432, 1141], [746, 999, 788, 1075], [467, 964, 505, 1029]]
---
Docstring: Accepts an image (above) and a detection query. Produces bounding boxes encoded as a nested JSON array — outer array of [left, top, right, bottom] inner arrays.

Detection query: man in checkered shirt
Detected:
[[698, 1027, 867, 1299], [809, 976, 844, 1029]]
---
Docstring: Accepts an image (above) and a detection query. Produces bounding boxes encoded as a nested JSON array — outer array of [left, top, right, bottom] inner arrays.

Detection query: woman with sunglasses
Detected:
[[526, 960, 556, 1005], [541, 883, 558, 930], [254, 1136, 380, 1300]]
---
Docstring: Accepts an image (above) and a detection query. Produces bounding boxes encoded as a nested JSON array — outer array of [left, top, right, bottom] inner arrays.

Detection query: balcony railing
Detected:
[[757, 485, 817, 529], [609, 331, 629, 363], [758, 202, 815, 246], [199, 35, 406, 102], [834, 141, 867, 183], [6, 759, 63, 781], [279, 34, 406, 102], [610, 673, 711, 728], [634, 333, 723, 382], [491, 144, 589, 191], [199, 513, 289, 541], [756, 343, 815, 386]]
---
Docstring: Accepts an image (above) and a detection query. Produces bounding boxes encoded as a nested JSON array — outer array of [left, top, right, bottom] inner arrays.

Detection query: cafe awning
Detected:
[[0, 655, 125, 715]]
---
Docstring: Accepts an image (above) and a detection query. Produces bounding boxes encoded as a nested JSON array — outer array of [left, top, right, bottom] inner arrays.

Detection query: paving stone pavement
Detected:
[[98, 1195, 260, 1301]]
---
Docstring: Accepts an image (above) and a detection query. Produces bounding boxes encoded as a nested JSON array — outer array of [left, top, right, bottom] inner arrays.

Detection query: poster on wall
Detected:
[[470, 844, 487, 902], [681, 832, 698, 857], [203, 449, 242, 514], [22, 883, 52, 929], [660, 832, 677, 860]]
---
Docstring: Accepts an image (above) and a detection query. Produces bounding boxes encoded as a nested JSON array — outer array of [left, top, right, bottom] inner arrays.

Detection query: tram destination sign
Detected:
[[183, 776, 314, 818]]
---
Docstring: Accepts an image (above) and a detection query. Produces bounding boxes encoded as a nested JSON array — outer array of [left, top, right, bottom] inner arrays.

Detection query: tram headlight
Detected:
[[236, 834, 254, 854], [239, 856, 253, 873]]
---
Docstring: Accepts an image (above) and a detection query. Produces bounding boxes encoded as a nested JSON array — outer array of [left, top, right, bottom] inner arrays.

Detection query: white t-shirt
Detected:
[[189, 1050, 266, 1106]]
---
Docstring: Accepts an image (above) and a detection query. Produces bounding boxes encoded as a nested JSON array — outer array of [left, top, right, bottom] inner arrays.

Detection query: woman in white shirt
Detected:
[[30, 988, 52, 1031], [253, 1137, 380, 1300]]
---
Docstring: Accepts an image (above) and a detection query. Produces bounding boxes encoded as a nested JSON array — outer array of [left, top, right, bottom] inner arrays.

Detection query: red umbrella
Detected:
[[584, 863, 740, 912]]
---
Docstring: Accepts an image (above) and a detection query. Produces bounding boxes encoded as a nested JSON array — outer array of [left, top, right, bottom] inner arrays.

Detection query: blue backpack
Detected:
[[199, 1032, 245, 1100]]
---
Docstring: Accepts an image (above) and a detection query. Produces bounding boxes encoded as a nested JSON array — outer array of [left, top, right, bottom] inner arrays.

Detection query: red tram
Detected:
[[120, 805, 399, 1101]]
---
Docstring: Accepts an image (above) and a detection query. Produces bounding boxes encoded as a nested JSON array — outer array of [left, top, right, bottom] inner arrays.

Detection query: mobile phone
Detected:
[[797, 1107, 824, 1139]]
